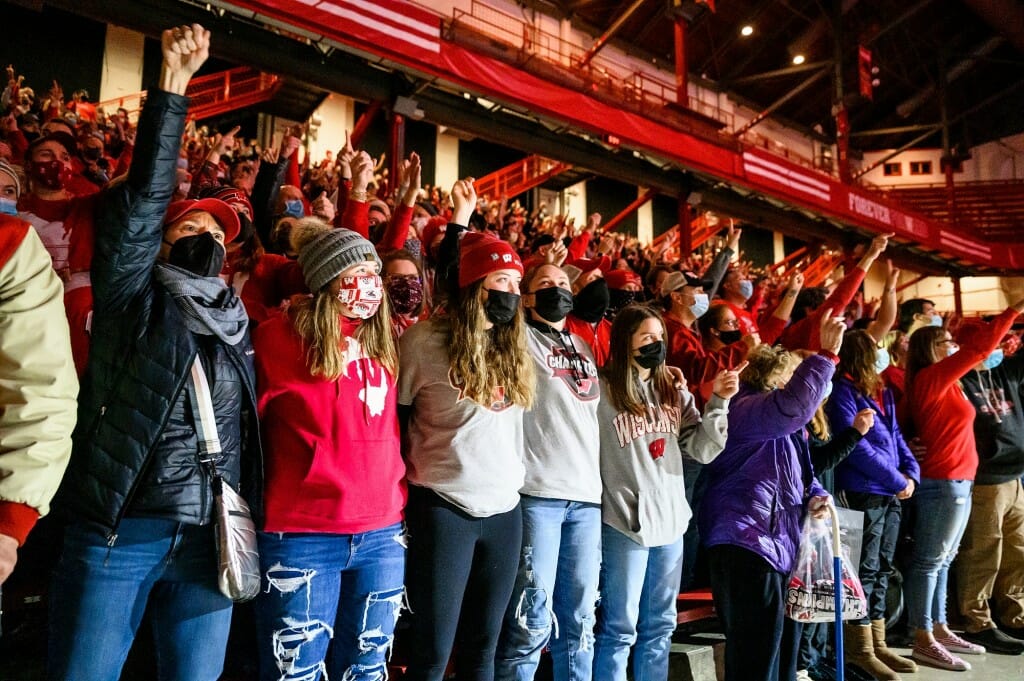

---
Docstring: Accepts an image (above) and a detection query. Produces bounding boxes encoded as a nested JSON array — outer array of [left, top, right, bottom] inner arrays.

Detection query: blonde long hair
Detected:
[[447, 279, 534, 408], [291, 289, 397, 379]]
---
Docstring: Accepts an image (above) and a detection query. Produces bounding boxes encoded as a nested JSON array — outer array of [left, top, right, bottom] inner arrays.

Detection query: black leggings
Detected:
[[405, 485, 523, 681]]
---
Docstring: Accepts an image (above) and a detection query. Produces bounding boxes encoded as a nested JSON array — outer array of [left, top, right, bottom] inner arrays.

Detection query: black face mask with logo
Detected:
[[572, 278, 610, 323], [166, 232, 225, 277]]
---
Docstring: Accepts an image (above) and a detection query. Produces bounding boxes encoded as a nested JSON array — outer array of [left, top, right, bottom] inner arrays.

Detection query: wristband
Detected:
[[349, 189, 368, 201]]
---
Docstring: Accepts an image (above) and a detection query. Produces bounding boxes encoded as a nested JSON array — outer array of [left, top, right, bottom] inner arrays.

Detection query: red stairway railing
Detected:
[[473, 154, 572, 201], [96, 67, 282, 122], [881, 180, 1024, 240]]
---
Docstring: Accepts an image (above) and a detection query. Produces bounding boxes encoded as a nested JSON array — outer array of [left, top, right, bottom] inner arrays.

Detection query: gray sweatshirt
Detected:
[[398, 319, 525, 517], [522, 324, 602, 504], [598, 379, 728, 547]]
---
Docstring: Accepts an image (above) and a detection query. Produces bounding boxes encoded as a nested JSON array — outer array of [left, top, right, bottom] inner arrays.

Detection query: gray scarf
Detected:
[[154, 263, 249, 345]]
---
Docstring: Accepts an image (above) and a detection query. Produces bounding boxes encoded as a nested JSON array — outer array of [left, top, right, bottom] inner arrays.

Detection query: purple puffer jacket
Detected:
[[825, 377, 920, 496], [699, 353, 834, 575]]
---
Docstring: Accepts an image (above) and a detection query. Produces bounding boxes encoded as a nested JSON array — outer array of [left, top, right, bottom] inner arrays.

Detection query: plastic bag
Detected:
[[785, 513, 867, 623]]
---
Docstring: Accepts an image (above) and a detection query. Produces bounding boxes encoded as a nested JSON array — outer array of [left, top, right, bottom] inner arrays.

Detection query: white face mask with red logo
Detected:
[[337, 274, 384, 319]]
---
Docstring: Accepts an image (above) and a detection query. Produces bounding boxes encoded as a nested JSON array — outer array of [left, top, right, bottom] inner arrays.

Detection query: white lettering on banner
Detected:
[[847, 193, 891, 224]]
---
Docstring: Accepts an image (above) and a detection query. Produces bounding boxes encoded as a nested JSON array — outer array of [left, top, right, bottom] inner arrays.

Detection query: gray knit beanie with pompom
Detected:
[[292, 218, 382, 292]]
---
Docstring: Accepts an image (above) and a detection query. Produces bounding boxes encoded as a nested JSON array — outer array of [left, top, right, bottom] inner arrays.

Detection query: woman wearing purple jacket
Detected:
[[700, 313, 845, 681], [827, 330, 919, 680]]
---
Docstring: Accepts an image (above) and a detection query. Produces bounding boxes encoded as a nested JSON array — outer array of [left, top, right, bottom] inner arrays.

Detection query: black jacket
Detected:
[[962, 353, 1024, 485], [56, 89, 263, 539]]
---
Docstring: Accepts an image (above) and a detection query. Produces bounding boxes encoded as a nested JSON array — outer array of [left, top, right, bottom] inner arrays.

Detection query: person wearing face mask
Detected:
[[206, 185, 305, 325], [18, 131, 101, 375], [826, 330, 920, 680], [700, 313, 845, 681], [604, 268, 644, 318], [593, 305, 737, 681], [564, 256, 613, 366], [0, 159, 22, 217], [900, 299, 1024, 670], [252, 221, 406, 681], [495, 262, 602, 681], [399, 178, 535, 681], [898, 298, 943, 337], [382, 249, 428, 338], [718, 268, 760, 334], [664, 271, 755, 403], [49, 25, 263, 680], [955, 324, 1024, 655], [336, 149, 422, 254]]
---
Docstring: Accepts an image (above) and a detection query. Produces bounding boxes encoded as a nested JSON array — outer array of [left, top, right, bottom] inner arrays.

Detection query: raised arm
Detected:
[[92, 25, 209, 314], [867, 260, 899, 343]]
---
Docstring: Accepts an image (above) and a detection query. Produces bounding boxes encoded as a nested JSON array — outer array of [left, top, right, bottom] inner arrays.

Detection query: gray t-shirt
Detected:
[[522, 325, 602, 504], [398, 318, 525, 517], [598, 378, 728, 547]]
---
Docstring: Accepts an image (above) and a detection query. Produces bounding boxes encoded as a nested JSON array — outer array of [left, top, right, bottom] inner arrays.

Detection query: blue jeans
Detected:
[[905, 478, 973, 631], [593, 525, 685, 681], [48, 518, 233, 681], [253, 523, 406, 681], [495, 497, 602, 681]]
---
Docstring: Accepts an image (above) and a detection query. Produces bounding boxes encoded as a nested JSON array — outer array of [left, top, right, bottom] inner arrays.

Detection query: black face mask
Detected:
[[718, 329, 743, 345], [237, 213, 255, 243], [572, 278, 610, 323], [166, 232, 225, 277], [532, 286, 574, 324], [608, 289, 639, 317], [484, 289, 520, 326], [634, 340, 666, 369]]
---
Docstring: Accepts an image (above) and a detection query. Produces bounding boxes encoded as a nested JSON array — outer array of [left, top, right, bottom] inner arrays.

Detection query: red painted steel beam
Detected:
[[602, 188, 658, 234], [350, 100, 383, 149]]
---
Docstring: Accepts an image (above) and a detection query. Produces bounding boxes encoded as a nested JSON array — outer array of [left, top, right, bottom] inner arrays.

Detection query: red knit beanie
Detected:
[[604, 268, 642, 290], [458, 231, 523, 288]]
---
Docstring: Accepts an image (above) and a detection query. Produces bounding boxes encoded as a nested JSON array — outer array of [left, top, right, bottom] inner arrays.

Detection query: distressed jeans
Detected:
[[495, 496, 602, 681], [593, 524, 685, 681], [905, 478, 972, 631], [253, 523, 406, 681], [48, 518, 233, 681]]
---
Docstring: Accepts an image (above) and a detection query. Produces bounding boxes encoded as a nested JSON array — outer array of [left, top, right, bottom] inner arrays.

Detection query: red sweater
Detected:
[[905, 307, 1019, 480], [254, 312, 407, 533]]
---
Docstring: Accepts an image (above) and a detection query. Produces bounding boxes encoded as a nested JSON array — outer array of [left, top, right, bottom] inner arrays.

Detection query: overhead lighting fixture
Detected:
[[792, 54, 806, 65], [741, 25, 754, 37]]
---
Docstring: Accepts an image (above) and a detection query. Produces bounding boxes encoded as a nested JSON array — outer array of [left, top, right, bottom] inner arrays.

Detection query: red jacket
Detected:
[[903, 307, 1018, 480], [565, 313, 611, 367], [254, 311, 407, 533], [665, 313, 748, 401]]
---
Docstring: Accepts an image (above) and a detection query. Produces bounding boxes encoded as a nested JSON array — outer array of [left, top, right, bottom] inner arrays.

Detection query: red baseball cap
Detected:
[[604, 268, 642, 290], [571, 255, 611, 274], [163, 198, 242, 243]]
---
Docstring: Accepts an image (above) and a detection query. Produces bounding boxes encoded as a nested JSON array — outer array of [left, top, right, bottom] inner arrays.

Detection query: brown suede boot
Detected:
[[872, 619, 919, 673], [845, 622, 901, 680]]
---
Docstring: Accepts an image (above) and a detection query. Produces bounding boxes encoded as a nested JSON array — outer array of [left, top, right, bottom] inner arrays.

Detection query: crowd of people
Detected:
[[2, 22, 1024, 681]]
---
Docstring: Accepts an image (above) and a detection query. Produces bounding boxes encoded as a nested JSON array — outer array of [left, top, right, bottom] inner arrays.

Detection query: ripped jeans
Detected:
[[495, 496, 601, 681], [905, 478, 972, 632], [254, 523, 406, 681]]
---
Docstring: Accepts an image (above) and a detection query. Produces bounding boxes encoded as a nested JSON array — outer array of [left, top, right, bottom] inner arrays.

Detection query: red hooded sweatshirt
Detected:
[[254, 310, 406, 534]]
